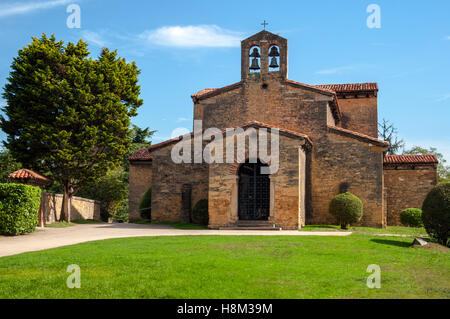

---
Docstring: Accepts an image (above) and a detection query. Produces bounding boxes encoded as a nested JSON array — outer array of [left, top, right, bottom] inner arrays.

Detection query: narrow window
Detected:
[[249, 46, 261, 73], [268, 45, 280, 72]]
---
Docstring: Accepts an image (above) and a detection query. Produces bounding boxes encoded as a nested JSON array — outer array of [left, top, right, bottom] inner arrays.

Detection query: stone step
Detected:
[[236, 220, 273, 226]]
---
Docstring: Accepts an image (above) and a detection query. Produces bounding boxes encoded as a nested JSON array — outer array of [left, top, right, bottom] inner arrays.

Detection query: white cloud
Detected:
[[436, 94, 450, 102], [170, 127, 190, 138], [177, 117, 189, 122], [139, 25, 242, 48], [0, 0, 71, 18], [80, 30, 108, 47]]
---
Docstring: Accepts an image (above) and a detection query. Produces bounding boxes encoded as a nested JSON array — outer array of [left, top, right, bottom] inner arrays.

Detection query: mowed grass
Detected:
[[301, 225, 428, 237], [0, 233, 448, 299]]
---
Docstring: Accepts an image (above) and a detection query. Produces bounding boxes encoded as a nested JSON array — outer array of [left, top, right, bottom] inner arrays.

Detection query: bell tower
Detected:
[[241, 30, 288, 82]]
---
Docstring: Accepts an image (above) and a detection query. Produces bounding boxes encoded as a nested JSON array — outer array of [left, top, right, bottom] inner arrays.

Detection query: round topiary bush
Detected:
[[0, 183, 41, 236], [192, 199, 209, 225], [400, 208, 423, 227], [139, 187, 151, 220], [422, 182, 450, 246], [329, 192, 363, 229]]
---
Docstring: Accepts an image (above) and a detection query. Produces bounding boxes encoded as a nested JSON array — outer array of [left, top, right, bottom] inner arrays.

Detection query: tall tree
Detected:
[[1, 34, 143, 221], [404, 146, 450, 182], [378, 118, 405, 155], [131, 124, 155, 144], [0, 148, 21, 183], [123, 124, 155, 171]]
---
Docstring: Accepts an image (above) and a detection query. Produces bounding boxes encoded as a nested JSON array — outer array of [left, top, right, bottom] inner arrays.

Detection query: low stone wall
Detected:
[[42, 193, 101, 224], [384, 164, 437, 225]]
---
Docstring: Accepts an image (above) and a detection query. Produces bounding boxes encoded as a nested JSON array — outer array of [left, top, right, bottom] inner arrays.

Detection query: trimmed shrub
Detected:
[[139, 187, 151, 220], [111, 200, 129, 223], [192, 199, 209, 225], [422, 182, 450, 246], [0, 183, 41, 236], [329, 192, 363, 229], [399, 208, 423, 227]]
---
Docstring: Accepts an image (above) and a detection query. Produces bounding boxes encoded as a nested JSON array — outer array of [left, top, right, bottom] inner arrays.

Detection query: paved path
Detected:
[[0, 223, 352, 258]]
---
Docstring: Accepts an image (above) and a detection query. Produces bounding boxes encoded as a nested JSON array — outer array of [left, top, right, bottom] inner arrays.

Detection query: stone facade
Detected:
[[42, 193, 101, 223], [384, 163, 438, 225], [128, 30, 437, 229], [128, 161, 152, 221]]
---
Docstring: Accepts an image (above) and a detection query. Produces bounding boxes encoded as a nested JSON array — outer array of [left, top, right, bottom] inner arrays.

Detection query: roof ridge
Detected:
[[327, 125, 389, 147], [191, 81, 242, 100], [129, 121, 314, 160]]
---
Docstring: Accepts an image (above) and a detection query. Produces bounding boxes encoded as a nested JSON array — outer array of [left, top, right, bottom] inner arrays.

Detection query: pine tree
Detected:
[[1, 34, 143, 221], [378, 118, 405, 155]]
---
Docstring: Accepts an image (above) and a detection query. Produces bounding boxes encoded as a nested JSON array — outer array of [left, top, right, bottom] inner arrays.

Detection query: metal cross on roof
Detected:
[[261, 20, 268, 30]]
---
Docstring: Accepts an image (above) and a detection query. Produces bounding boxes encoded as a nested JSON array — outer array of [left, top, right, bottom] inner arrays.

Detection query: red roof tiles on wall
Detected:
[[313, 83, 378, 93], [384, 154, 438, 164], [128, 147, 153, 161]]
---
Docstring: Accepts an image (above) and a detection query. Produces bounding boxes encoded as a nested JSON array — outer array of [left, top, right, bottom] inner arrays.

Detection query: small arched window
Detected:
[[248, 46, 261, 73], [268, 45, 280, 72]]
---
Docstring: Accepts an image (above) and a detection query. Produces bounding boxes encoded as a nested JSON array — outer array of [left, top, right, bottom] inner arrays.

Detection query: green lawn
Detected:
[[302, 225, 428, 237], [45, 221, 75, 228], [0, 233, 448, 299], [45, 219, 104, 228]]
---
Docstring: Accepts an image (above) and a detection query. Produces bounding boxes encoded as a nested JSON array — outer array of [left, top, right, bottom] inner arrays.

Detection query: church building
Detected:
[[128, 30, 438, 229]]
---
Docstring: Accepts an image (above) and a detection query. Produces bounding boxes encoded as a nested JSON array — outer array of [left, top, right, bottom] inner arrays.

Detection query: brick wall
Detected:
[[384, 164, 437, 225], [128, 161, 152, 221], [338, 97, 378, 138], [309, 132, 385, 227], [150, 143, 209, 223]]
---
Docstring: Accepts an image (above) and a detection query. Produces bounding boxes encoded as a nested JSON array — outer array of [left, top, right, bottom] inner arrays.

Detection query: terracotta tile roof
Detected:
[[241, 120, 313, 146], [327, 125, 389, 148], [284, 79, 336, 95], [384, 154, 438, 165], [128, 147, 153, 161], [8, 169, 52, 186], [191, 82, 242, 101], [128, 121, 313, 161], [313, 83, 378, 93], [284, 79, 342, 122]]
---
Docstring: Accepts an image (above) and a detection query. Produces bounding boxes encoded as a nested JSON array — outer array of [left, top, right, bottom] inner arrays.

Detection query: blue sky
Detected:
[[0, 0, 449, 160]]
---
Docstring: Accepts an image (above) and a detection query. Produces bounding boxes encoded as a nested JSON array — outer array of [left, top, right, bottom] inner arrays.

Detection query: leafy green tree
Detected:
[[0, 148, 21, 183], [1, 34, 143, 221], [123, 124, 155, 171], [378, 118, 405, 155], [131, 124, 155, 144], [404, 146, 450, 182], [77, 167, 128, 221]]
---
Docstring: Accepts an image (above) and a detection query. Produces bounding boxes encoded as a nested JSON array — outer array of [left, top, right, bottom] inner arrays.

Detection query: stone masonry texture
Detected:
[[128, 30, 437, 229]]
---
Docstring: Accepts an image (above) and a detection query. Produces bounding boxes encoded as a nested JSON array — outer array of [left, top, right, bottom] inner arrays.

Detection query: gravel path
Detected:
[[0, 223, 352, 257]]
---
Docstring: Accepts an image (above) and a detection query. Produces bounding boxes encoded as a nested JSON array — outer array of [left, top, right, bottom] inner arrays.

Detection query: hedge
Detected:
[[139, 187, 151, 220], [329, 192, 363, 229], [0, 183, 41, 236], [399, 208, 423, 227], [192, 199, 209, 225]]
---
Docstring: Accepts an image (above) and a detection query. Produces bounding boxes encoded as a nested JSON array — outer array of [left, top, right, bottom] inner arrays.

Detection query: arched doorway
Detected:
[[238, 160, 270, 220]]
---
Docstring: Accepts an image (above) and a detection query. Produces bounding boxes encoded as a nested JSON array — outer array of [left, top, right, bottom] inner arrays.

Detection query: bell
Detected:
[[269, 46, 280, 57], [269, 57, 279, 68], [249, 48, 260, 58], [249, 57, 260, 70]]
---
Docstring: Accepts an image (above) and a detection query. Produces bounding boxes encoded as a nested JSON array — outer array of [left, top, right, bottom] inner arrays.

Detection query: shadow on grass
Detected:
[[370, 238, 411, 248]]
